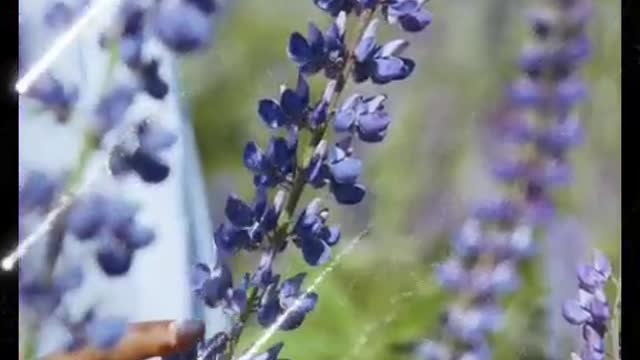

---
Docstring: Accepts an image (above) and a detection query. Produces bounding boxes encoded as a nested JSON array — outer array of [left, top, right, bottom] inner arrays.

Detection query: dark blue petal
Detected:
[[323, 226, 341, 246], [225, 195, 255, 228], [215, 223, 250, 253], [269, 137, 295, 169], [357, 112, 391, 142], [243, 142, 267, 173], [257, 287, 282, 327], [307, 23, 325, 55], [96, 241, 133, 276], [279, 273, 306, 302], [288, 32, 312, 64], [295, 73, 310, 108], [127, 149, 171, 183], [279, 308, 309, 331], [139, 60, 169, 99], [261, 208, 280, 232], [310, 101, 329, 128], [258, 99, 288, 128], [301, 236, 331, 266], [280, 89, 306, 118], [398, 9, 433, 32], [331, 182, 366, 205]]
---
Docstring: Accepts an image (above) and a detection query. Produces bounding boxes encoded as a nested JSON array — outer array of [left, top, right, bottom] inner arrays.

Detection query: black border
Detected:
[[621, 0, 637, 360], [0, 0, 19, 353]]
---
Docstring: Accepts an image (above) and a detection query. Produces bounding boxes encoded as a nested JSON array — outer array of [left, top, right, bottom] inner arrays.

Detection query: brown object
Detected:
[[42, 320, 205, 360]]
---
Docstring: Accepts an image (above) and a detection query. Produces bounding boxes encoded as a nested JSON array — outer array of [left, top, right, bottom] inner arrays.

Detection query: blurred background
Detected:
[[180, 0, 620, 359], [18, 0, 621, 359]]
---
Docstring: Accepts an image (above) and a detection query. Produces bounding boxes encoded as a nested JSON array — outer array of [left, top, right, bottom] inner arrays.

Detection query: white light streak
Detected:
[[15, 0, 121, 94], [236, 229, 370, 360], [3, 163, 105, 271]]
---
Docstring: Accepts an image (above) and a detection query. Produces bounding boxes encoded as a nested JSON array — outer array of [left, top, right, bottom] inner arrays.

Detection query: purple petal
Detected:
[[329, 157, 362, 184], [301, 236, 331, 266], [243, 142, 267, 173], [225, 195, 255, 228], [562, 299, 591, 324], [258, 99, 288, 128], [398, 9, 433, 32], [331, 182, 366, 205], [288, 32, 312, 64]]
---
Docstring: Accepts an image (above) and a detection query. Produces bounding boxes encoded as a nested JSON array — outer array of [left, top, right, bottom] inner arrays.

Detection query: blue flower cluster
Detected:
[[188, 1, 432, 359], [562, 251, 613, 360], [18, 170, 137, 351], [413, 0, 594, 359], [102, 0, 217, 100]]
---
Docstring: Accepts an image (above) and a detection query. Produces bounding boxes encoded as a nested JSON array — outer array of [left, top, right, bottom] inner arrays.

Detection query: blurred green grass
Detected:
[[181, 0, 620, 359]]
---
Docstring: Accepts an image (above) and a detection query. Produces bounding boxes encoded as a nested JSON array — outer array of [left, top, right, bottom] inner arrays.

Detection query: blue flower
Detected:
[[67, 194, 155, 275], [192, 262, 234, 308], [19, 170, 60, 214], [334, 93, 391, 142], [215, 188, 281, 253], [25, 74, 78, 123], [258, 74, 310, 128], [383, 0, 433, 33], [94, 86, 137, 137], [243, 134, 298, 187], [293, 199, 341, 266], [137, 59, 169, 99], [109, 120, 177, 183], [353, 21, 415, 84], [288, 23, 327, 75], [313, 0, 354, 16], [257, 273, 318, 330], [288, 13, 347, 78], [119, 1, 146, 68], [562, 251, 612, 360], [154, 0, 213, 54], [307, 138, 366, 205]]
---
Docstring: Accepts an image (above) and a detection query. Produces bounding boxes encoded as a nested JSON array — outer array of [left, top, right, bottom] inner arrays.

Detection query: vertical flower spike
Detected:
[[562, 250, 612, 360], [412, 0, 594, 358], [189, 1, 433, 359]]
